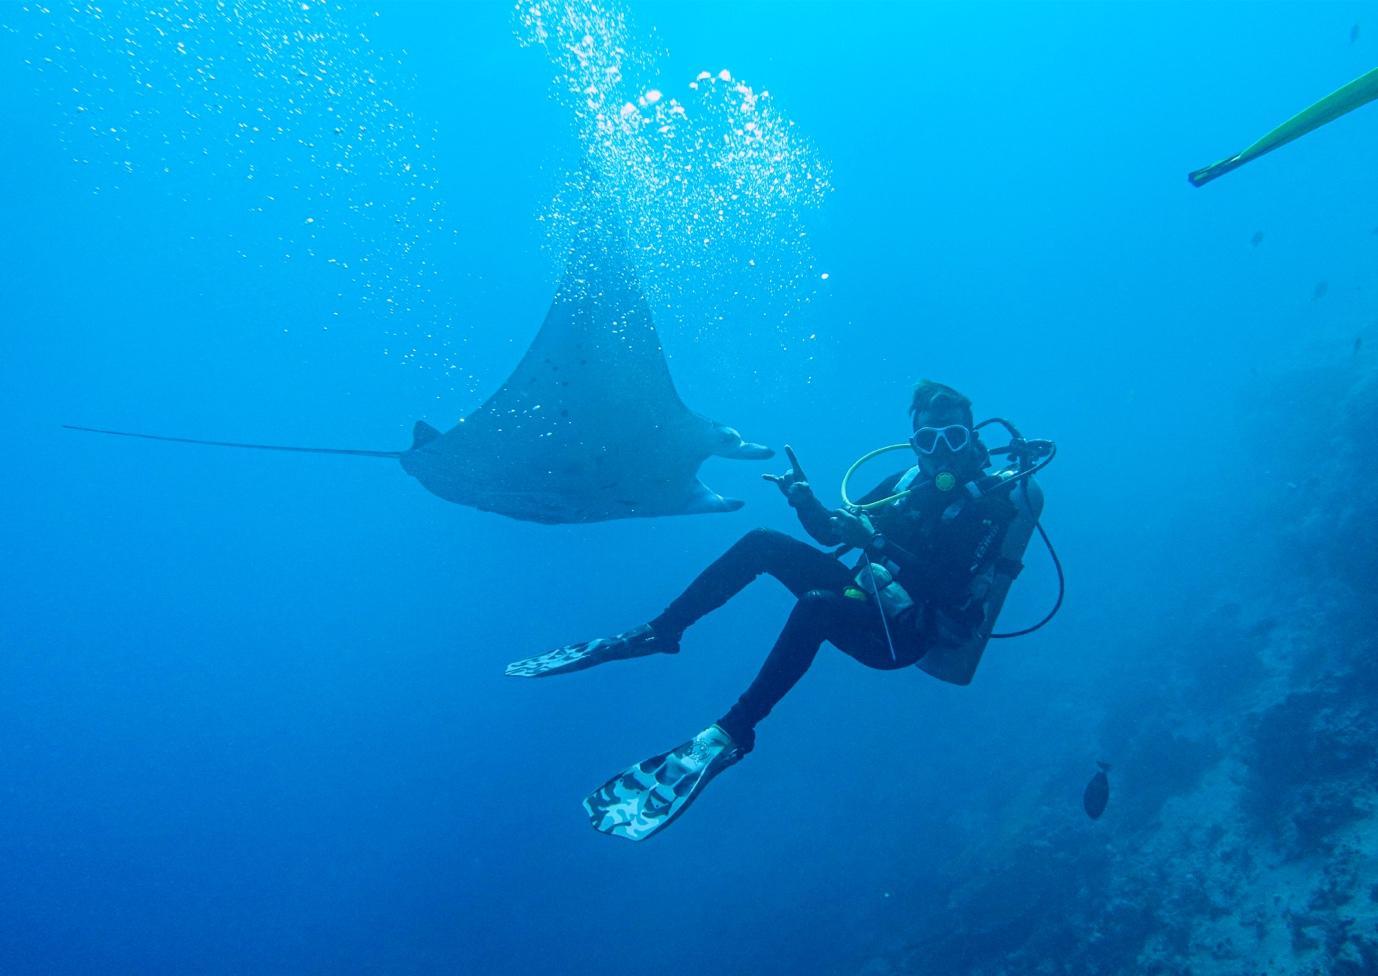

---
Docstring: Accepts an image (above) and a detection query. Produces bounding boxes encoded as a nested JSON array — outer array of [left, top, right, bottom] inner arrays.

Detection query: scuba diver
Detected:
[[506, 381, 1058, 841]]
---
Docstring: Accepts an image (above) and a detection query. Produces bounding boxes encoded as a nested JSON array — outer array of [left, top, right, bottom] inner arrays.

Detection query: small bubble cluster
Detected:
[[515, 0, 832, 340], [15, 0, 457, 374]]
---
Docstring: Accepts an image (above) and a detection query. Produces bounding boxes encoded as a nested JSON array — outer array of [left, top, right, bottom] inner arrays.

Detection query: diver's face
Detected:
[[912, 408, 976, 479]]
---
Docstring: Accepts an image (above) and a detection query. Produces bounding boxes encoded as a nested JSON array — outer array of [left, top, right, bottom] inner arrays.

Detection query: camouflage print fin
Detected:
[[582, 724, 743, 841], [504, 624, 676, 678]]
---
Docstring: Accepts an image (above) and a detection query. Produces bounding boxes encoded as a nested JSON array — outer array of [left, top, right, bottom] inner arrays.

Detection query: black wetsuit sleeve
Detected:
[[791, 489, 843, 546], [793, 471, 920, 548], [858, 475, 915, 568], [793, 471, 909, 548]]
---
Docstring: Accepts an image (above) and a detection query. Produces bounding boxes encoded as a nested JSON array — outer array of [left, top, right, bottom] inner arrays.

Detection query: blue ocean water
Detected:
[[2, 2, 1376, 974]]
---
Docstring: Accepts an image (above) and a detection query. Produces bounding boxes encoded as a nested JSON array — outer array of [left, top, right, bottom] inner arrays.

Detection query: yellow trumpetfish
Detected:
[[1189, 66, 1378, 186]]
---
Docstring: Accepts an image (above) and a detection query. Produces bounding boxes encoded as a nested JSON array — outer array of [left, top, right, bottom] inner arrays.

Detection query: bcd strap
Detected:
[[944, 475, 1003, 521], [894, 466, 922, 493]]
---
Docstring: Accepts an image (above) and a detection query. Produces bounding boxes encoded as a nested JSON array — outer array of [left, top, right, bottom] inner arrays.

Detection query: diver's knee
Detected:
[[734, 527, 787, 553], [742, 526, 784, 544]]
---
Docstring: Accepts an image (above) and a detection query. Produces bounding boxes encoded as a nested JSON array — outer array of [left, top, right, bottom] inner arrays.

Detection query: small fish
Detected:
[[1313, 281, 1329, 300], [1083, 761, 1111, 819], [1352, 23, 1360, 44], [1250, 230, 1265, 246]]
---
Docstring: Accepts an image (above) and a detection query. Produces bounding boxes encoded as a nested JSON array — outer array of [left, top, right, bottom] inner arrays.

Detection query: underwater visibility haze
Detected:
[[2, 2, 1377, 974]]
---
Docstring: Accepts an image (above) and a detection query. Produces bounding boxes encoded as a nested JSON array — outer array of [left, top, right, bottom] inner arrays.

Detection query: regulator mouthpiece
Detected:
[[934, 471, 958, 492]]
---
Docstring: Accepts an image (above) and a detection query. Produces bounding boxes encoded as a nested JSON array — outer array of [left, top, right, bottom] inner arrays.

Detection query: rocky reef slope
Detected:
[[860, 365, 1378, 976]]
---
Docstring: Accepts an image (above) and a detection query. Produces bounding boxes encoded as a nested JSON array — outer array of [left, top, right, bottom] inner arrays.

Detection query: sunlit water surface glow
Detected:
[[16, 0, 834, 390], [516, 0, 833, 346]]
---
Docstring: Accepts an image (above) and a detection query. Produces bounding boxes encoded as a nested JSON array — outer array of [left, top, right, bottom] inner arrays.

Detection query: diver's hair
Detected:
[[909, 380, 973, 427]]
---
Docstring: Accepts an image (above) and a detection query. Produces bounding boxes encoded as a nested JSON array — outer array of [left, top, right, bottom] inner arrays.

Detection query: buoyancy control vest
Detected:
[[839, 421, 1059, 685]]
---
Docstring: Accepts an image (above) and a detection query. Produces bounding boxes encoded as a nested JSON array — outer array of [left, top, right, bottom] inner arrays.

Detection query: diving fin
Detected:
[[583, 723, 744, 841], [504, 624, 677, 678], [1189, 66, 1378, 187]]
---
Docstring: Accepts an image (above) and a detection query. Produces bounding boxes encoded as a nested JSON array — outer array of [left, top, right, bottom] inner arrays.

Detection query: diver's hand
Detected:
[[762, 444, 814, 506], [829, 508, 876, 549]]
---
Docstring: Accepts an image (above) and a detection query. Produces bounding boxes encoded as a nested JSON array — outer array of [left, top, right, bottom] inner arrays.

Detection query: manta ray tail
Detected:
[[62, 424, 403, 459]]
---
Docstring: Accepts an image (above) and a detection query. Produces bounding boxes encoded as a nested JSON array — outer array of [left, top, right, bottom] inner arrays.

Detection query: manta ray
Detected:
[[67, 242, 773, 524]]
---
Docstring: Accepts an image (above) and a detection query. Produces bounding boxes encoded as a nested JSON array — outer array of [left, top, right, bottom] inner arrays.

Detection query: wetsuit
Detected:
[[650, 469, 1017, 749]]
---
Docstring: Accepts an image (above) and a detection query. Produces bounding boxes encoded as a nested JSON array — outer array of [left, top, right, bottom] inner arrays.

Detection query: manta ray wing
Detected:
[[401, 247, 770, 523]]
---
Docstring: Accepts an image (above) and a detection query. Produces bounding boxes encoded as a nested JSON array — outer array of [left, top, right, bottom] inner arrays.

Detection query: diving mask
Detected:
[[911, 424, 972, 455]]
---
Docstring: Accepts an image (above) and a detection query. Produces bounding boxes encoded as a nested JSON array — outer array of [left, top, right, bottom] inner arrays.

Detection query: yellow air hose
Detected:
[[840, 443, 916, 510]]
